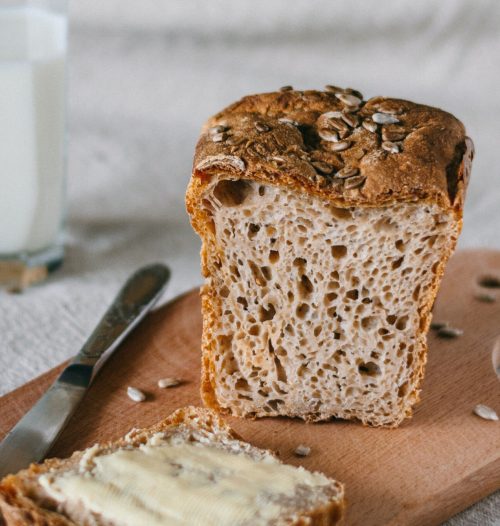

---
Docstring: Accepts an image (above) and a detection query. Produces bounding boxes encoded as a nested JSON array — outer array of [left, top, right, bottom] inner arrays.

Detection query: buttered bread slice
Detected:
[[0, 407, 344, 525]]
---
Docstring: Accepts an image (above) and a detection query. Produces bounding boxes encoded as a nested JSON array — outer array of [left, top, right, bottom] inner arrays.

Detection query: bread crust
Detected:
[[185, 87, 474, 427], [0, 406, 344, 525]]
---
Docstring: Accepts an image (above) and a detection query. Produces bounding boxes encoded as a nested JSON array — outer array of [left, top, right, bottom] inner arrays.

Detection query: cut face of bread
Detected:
[[198, 178, 460, 427], [187, 87, 472, 428], [0, 407, 344, 526]]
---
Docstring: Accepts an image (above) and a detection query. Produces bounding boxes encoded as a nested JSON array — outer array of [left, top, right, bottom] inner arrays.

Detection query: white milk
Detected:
[[0, 6, 66, 255]]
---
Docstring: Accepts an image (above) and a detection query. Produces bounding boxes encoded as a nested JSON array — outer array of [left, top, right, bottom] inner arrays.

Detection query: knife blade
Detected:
[[0, 263, 170, 478]]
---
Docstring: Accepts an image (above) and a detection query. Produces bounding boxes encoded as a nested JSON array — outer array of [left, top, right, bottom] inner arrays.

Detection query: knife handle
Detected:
[[59, 263, 170, 387]]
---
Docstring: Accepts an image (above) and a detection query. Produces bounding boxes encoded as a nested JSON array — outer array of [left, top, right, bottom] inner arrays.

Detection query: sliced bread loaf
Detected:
[[0, 406, 344, 525], [186, 86, 473, 427]]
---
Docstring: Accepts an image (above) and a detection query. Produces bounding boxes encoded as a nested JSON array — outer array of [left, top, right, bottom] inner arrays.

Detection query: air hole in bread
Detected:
[[345, 289, 359, 300], [269, 250, 280, 264], [331, 245, 347, 259], [296, 303, 310, 319], [299, 275, 314, 297], [358, 361, 382, 377], [220, 286, 230, 298], [235, 377, 250, 391], [395, 239, 405, 252], [236, 297, 248, 309], [261, 266, 272, 281], [258, 185, 266, 196], [398, 381, 409, 397], [361, 316, 377, 330], [392, 257, 404, 270], [374, 217, 397, 232], [213, 179, 253, 207], [330, 206, 353, 220], [259, 303, 276, 322], [247, 223, 260, 239]]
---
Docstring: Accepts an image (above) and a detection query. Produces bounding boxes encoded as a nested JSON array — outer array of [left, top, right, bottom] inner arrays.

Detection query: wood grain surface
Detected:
[[1, 250, 499, 526]]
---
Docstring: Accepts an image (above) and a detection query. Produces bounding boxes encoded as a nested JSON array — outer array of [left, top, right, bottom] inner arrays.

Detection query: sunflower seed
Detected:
[[312, 161, 334, 174], [344, 174, 366, 189], [328, 118, 349, 132], [474, 292, 495, 303], [317, 111, 344, 130], [362, 120, 378, 133], [278, 117, 299, 127], [382, 129, 406, 142], [324, 84, 342, 93], [279, 85, 293, 92], [473, 404, 499, 421], [329, 140, 352, 152], [437, 326, 463, 338], [372, 112, 399, 125], [341, 113, 360, 128], [431, 321, 448, 330], [127, 386, 146, 402], [255, 121, 270, 133], [209, 125, 228, 135], [382, 141, 400, 154], [330, 178, 345, 189], [336, 166, 359, 179], [294, 445, 311, 457], [335, 92, 362, 107], [376, 102, 403, 114], [272, 156, 286, 165], [196, 155, 246, 172], [158, 377, 182, 388], [211, 132, 227, 143], [318, 129, 339, 142], [479, 275, 500, 288]]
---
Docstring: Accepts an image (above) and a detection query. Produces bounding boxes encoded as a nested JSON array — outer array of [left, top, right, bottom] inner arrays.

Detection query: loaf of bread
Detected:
[[0, 406, 344, 525], [186, 85, 473, 427]]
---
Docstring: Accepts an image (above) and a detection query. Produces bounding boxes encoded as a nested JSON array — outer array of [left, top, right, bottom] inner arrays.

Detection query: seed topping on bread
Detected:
[[193, 85, 472, 211]]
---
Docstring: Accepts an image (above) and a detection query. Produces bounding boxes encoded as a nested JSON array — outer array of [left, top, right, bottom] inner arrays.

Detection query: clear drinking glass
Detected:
[[0, 0, 67, 289]]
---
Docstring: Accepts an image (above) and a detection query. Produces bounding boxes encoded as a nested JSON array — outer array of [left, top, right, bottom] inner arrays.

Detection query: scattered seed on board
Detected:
[[430, 321, 448, 330], [127, 386, 146, 402], [475, 292, 496, 303], [279, 85, 293, 92], [158, 377, 182, 389], [437, 326, 463, 338], [294, 445, 311, 457], [473, 404, 499, 421], [382, 141, 400, 154], [372, 112, 399, 125]]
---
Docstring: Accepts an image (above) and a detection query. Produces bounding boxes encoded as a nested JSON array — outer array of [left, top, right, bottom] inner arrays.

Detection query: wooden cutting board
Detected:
[[1, 250, 499, 526]]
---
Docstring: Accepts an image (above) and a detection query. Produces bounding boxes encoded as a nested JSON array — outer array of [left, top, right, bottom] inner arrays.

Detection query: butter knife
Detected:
[[0, 263, 170, 478]]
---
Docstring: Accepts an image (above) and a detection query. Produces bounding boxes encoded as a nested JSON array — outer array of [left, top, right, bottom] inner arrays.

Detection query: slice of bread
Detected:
[[0, 406, 344, 525], [186, 86, 474, 427]]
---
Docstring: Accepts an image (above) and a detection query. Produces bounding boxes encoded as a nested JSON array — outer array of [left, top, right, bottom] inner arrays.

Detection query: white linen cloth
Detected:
[[1, 1, 498, 523]]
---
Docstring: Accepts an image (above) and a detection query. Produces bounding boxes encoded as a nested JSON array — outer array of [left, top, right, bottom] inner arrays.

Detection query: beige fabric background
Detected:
[[1, 1, 498, 523]]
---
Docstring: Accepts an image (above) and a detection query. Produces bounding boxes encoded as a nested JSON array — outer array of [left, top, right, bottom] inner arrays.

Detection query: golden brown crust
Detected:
[[189, 87, 471, 216], [186, 86, 474, 428], [0, 407, 344, 524]]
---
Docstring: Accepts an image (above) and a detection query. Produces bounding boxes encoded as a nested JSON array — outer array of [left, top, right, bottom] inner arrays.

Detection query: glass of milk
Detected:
[[0, 0, 67, 289]]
